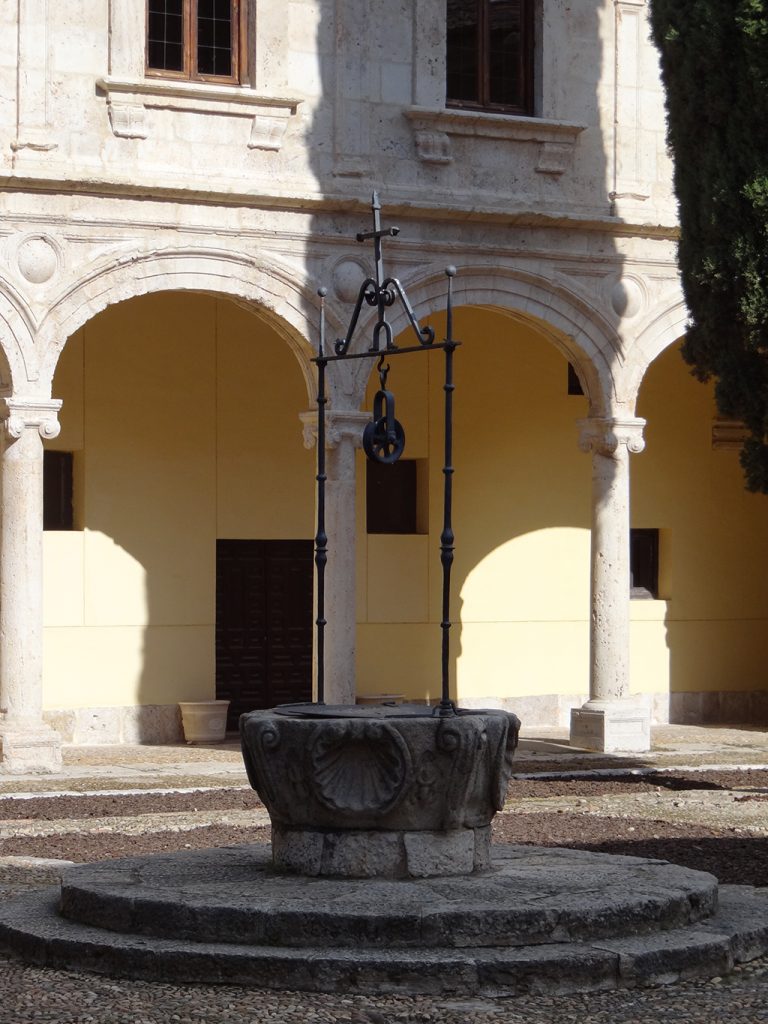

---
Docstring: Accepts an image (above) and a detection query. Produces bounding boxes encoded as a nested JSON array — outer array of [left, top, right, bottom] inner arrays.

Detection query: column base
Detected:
[[570, 700, 650, 753], [0, 722, 62, 774]]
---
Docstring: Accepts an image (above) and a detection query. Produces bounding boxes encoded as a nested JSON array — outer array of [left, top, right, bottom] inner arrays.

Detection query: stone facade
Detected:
[[0, 0, 762, 771]]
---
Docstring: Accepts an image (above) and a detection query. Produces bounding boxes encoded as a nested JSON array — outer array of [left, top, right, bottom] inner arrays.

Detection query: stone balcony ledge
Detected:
[[403, 106, 587, 173], [96, 76, 302, 150]]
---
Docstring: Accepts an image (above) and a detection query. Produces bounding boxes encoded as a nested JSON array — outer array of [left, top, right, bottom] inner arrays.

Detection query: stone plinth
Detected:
[[240, 704, 520, 878], [570, 699, 650, 753]]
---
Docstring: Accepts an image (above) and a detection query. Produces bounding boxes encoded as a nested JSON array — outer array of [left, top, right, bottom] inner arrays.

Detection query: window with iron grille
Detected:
[[146, 0, 243, 83], [446, 0, 534, 115]]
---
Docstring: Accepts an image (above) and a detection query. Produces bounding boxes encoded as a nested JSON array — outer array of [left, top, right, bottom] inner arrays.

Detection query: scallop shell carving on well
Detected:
[[310, 720, 410, 815]]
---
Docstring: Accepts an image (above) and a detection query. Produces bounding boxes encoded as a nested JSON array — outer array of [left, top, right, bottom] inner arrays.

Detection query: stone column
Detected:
[[0, 398, 63, 773], [570, 416, 651, 753], [301, 410, 369, 706]]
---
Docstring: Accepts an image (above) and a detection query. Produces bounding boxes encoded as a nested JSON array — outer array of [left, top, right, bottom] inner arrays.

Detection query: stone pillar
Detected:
[[332, 0, 371, 177], [570, 416, 650, 753], [301, 410, 369, 706], [0, 398, 63, 773], [12, 0, 58, 153]]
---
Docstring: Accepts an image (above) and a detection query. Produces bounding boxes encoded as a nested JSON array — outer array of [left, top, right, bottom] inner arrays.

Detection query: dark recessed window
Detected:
[[630, 528, 659, 599], [567, 363, 585, 396], [367, 460, 419, 535], [146, 0, 242, 83], [446, 0, 533, 115], [43, 451, 74, 531]]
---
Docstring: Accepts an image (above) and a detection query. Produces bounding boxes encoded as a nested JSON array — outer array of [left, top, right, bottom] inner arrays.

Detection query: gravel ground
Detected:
[[0, 771, 766, 883], [0, 788, 259, 821], [0, 958, 765, 1024], [1, 766, 768, 1021]]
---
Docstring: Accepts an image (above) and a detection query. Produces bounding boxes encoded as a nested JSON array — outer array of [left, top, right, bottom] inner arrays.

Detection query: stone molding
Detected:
[[404, 107, 587, 174], [33, 246, 320, 402], [300, 410, 370, 451], [0, 397, 61, 440], [577, 416, 646, 456], [96, 77, 301, 150], [10, 128, 58, 153]]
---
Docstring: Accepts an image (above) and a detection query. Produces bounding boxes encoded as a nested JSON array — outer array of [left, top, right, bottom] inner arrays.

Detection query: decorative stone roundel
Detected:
[[17, 235, 59, 284], [610, 276, 644, 320], [331, 257, 370, 304]]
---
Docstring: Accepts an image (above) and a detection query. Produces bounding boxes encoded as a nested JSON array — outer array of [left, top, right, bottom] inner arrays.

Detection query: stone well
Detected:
[[240, 703, 521, 878]]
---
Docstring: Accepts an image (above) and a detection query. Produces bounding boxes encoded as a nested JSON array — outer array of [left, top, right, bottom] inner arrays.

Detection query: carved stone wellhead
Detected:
[[240, 704, 520, 878], [240, 196, 520, 881]]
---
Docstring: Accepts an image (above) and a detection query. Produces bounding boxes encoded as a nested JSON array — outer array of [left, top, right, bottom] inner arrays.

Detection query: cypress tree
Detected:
[[649, 0, 768, 490]]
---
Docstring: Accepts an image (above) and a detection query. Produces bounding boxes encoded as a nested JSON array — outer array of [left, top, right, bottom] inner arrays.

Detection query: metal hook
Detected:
[[377, 353, 390, 389]]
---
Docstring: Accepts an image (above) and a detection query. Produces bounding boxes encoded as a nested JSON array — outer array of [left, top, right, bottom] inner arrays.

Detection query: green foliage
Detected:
[[649, 0, 768, 490]]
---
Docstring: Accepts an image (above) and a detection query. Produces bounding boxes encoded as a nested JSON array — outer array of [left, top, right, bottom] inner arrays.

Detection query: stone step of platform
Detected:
[[0, 844, 767, 995], [0, 882, 767, 995], [56, 845, 718, 949]]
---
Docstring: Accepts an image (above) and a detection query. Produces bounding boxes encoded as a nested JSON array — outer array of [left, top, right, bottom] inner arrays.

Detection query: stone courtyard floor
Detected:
[[0, 724, 767, 1023]]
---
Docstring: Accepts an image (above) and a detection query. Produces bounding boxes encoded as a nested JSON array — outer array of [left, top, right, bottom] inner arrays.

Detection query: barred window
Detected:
[[146, 0, 243, 83]]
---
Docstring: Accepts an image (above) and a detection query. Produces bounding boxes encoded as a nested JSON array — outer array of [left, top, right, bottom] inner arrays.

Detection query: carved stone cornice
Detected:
[[300, 411, 370, 450], [0, 398, 62, 440], [577, 416, 645, 456]]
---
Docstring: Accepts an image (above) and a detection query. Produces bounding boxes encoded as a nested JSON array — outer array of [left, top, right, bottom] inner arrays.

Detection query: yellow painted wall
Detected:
[[357, 307, 593, 702], [43, 296, 768, 717], [634, 342, 768, 696], [43, 293, 314, 710], [358, 316, 768, 706]]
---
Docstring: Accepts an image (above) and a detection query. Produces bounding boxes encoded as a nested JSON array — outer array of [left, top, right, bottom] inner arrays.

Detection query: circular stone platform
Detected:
[[1, 843, 768, 995], [56, 844, 716, 948]]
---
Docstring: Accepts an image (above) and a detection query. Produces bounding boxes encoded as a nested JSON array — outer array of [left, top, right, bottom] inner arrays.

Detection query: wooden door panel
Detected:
[[216, 539, 312, 727]]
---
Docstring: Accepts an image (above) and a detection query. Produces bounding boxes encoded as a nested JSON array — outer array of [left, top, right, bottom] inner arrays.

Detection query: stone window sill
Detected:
[[403, 106, 586, 173], [96, 76, 302, 151]]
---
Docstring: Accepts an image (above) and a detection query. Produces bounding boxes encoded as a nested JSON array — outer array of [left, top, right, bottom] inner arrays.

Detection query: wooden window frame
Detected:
[[446, 0, 534, 117], [367, 459, 430, 536], [145, 0, 246, 85], [630, 528, 660, 600], [43, 450, 75, 532]]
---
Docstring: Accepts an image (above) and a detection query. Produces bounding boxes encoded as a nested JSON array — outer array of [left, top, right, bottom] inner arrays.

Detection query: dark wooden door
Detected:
[[216, 540, 313, 728]]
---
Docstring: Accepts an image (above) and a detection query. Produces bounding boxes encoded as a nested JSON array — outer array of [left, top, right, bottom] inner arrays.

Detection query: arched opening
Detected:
[[42, 290, 316, 740], [635, 341, 768, 725], [356, 303, 592, 723]]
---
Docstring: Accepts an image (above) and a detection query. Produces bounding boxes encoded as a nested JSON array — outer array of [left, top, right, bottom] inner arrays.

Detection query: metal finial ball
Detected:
[[445, 265, 457, 278], [318, 286, 328, 298]]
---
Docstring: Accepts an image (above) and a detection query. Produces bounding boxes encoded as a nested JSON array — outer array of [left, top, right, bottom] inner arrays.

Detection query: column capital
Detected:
[[0, 397, 62, 441], [300, 410, 370, 451], [577, 416, 646, 457]]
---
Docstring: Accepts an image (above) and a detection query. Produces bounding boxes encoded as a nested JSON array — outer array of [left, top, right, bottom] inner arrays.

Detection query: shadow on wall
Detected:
[[313, 0, 628, 717]]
